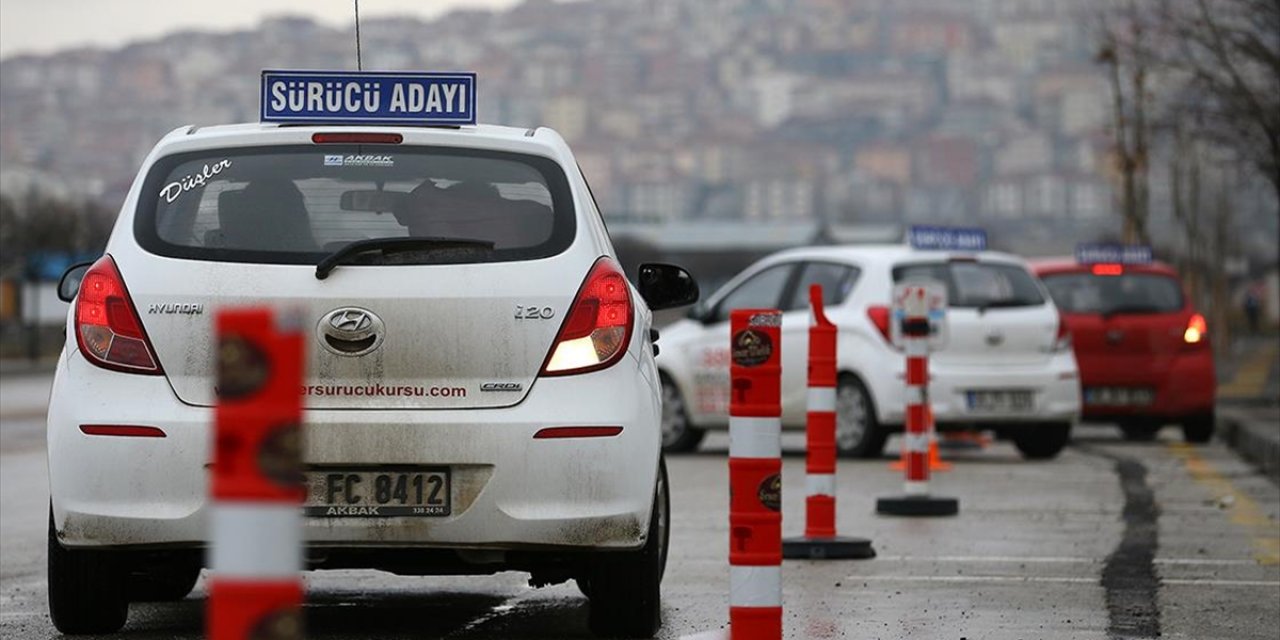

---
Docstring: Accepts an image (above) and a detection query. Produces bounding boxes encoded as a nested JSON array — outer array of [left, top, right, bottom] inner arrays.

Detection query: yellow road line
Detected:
[[1218, 343, 1279, 398], [1168, 442, 1280, 565]]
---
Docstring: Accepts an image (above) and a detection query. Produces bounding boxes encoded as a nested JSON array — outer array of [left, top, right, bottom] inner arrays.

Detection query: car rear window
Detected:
[[1041, 272, 1184, 314], [892, 261, 1046, 309], [135, 145, 575, 265]]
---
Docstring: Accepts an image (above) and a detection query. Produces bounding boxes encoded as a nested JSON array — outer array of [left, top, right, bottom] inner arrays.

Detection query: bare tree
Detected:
[[1157, 0, 1280, 212], [1097, 1, 1156, 244]]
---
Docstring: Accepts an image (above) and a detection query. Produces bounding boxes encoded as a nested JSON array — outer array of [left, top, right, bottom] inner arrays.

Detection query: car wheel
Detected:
[[585, 457, 668, 638], [1012, 423, 1071, 459], [128, 564, 200, 602], [1182, 412, 1215, 444], [836, 375, 887, 458], [1119, 422, 1162, 441], [660, 373, 705, 453], [48, 508, 129, 634]]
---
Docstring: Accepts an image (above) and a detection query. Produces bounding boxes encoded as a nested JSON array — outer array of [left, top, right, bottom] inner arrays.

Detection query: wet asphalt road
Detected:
[[2, 373, 1278, 639]]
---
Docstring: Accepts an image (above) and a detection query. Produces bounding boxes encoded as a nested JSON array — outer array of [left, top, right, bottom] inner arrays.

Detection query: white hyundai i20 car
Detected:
[[47, 121, 697, 636], [656, 244, 1080, 459]]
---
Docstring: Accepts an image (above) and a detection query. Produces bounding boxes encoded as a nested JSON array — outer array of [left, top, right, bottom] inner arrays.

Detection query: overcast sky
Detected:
[[0, 0, 522, 59]]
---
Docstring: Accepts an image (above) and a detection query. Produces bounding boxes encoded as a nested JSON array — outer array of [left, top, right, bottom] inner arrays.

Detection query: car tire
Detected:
[[48, 508, 129, 634], [836, 375, 887, 458], [1119, 422, 1162, 442], [128, 564, 201, 602], [1181, 412, 1215, 444], [1012, 423, 1071, 459], [585, 457, 668, 638], [659, 373, 705, 453]]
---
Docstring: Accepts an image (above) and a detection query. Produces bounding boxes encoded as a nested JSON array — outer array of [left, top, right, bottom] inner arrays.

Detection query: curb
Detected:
[[1218, 409, 1280, 486]]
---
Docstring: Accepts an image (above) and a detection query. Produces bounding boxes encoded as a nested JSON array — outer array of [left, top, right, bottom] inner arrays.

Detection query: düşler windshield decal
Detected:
[[159, 159, 232, 203]]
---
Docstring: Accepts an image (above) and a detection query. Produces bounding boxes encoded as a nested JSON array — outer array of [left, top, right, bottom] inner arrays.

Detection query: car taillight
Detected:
[[867, 305, 893, 344], [1053, 313, 1072, 352], [1184, 313, 1208, 344], [541, 257, 633, 376], [74, 255, 163, 374], [1091, 264, 1123, 276]]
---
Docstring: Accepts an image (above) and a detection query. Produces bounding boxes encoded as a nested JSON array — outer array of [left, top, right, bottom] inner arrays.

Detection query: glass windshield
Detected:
[[135, 145, 574, 265], [893, 261, 1046, 309], [1041, 272, 1184, 314]]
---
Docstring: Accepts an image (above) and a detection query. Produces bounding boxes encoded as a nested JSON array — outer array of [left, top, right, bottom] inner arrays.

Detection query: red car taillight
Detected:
[[541, 257, 633, 376], [1184, 313, 1208, 345], [74, 255, 163, 374], [867, 305, 893, 344]]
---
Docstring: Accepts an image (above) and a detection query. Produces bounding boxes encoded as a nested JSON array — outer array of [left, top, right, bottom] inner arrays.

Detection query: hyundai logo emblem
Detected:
[[318, 307, 385, 356], [329, 309, 374, 333]]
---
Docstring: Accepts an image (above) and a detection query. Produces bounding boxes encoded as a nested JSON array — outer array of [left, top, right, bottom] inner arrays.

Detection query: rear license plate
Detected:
[[304, 469, 450, 517], [966, 390, 1034, 413], [1084, 387, 1155, 406]]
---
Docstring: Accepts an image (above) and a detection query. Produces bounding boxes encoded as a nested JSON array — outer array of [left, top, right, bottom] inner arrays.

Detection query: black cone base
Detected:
[[782, 535, 876, 560], [876, 495, 959, 516]]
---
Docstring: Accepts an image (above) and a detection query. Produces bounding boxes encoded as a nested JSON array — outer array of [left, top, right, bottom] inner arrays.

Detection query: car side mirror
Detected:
[[57, 262, 93, 303], [637, 263, 700, 311]]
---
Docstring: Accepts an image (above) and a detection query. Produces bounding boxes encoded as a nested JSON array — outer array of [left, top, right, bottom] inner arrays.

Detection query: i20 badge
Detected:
[[317, 307, 385, 356]]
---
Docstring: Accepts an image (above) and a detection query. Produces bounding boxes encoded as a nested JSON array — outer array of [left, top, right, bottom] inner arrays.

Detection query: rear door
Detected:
[[121, 142, 584, 409], [893, 259, 1057, 367]]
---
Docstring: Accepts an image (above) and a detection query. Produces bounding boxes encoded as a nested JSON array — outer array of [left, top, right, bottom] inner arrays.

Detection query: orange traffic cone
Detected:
[[890, 406, 951, 471], [927, 431, 953, 471], [889, 443, 906, 471], [943, 430, 993, 449]]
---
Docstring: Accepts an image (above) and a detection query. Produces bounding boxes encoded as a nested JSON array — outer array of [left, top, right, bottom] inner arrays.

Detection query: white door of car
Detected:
[[777, 262, 861, 427], [683, 263, 798, 427]]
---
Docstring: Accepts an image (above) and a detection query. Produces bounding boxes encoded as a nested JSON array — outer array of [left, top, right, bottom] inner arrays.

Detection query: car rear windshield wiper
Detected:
[[315, 236, 495, 280], [973, 299, 1037, 314], [1100, 303, 1163, 319]]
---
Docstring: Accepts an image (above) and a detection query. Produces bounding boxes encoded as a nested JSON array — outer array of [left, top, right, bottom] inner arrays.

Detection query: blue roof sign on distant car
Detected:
[[260, 70, 476, 125], [907, 225, 987, 252], [1075, 243, 1153, 265]]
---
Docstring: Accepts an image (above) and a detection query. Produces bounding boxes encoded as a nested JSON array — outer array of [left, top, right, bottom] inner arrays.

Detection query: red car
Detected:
[[1032, 255, 1215, 442]]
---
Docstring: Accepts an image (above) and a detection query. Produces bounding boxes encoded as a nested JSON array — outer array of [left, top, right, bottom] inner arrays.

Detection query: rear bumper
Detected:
[[870, 352, 1080, 427], [48, 349, 660, 553], [1078, 348, 1215, 421]]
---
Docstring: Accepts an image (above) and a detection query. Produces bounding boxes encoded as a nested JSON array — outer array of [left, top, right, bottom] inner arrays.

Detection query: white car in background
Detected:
[[46, 120, 698, 637], [656, 244, 1080, 459]]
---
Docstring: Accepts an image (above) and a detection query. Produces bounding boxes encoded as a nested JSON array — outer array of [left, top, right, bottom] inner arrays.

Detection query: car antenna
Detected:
[[354, 0, 363, 71]]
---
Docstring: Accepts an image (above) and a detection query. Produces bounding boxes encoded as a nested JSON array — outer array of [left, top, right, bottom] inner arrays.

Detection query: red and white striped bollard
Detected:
[[209, 308, 306, 640], [728, 309, 782, 639], [876, 285, 958, 516], [782, 284, 874, 559]]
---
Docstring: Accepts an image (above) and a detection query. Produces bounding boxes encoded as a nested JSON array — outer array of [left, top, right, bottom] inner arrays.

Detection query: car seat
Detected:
[[211, 179, 317, 252]]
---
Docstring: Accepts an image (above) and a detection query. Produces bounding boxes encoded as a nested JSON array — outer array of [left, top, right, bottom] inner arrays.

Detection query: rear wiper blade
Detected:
[[975, 300, 1031, 314], [315, 236, 495, 280], [1101, 303, 1161, 319]]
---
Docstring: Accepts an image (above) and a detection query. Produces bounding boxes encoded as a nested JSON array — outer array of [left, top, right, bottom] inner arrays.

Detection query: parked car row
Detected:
[[655, 240, 1215, 459]]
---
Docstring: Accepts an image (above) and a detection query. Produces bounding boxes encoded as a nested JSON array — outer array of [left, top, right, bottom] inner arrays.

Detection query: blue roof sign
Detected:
[[260, 70, 476, 125], [1075, 243, 1153, 264], [907, 225, 987, 252]]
